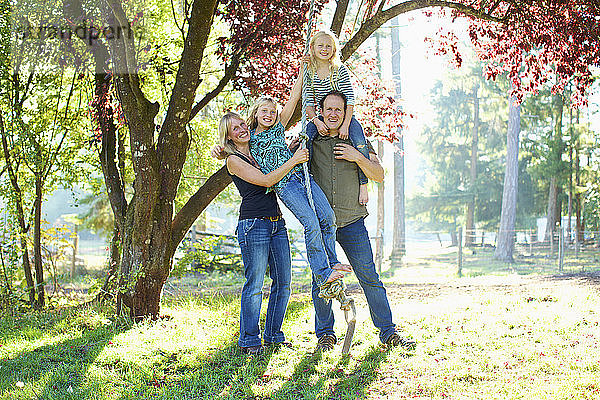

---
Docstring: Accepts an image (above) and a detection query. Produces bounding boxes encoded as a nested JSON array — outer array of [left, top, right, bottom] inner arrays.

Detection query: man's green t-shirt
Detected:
[[310, 134, 375, 228]]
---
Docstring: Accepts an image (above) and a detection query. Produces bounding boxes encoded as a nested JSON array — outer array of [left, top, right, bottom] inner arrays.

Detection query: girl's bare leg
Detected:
[[332, 263, 352, 272]]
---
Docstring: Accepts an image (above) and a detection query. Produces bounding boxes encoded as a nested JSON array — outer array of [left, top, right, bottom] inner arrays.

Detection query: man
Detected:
[[308, 90, 415, 351]]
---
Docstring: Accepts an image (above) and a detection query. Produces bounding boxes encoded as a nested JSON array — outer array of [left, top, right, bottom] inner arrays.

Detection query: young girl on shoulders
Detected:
[[303, 30, 371, 206]]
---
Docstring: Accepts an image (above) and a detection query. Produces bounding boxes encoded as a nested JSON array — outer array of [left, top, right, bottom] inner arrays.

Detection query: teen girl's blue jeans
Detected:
[[306, 115, 369, 184], [276, 172, 340, 287], [236, 217, 292, 348], [311, 217, 396, 342]]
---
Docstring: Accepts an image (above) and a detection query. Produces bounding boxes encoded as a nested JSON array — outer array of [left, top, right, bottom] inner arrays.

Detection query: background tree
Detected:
[[1, 1, 89, 307], [494, 87, 521, 261], [465, 84, 479, 247], [390, 15, 406, 266], [542, 93, 568, 241], [410, 63, 504, 237]]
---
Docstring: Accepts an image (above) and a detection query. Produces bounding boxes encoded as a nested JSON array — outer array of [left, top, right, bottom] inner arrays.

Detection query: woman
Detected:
[[216, 111, 309, 355]]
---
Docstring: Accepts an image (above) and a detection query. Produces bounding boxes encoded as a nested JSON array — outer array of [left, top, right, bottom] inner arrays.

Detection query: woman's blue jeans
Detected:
[[276, 172, 339, 287], [237, 217, 292, 347]]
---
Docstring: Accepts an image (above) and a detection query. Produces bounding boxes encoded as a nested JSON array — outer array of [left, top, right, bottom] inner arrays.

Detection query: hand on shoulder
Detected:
[[333, 143, 362, 162], [211, 145, 226, 160]]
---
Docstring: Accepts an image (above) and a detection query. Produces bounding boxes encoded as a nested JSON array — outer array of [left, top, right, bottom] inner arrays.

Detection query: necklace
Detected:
[[237, 150, 259, 168]]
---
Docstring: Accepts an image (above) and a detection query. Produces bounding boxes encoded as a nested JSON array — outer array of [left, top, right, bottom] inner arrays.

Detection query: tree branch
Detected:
[[18, 72, 35, 110], [488, 0, 502, 15], [341, 0, 506, 62], [104, 0, 158, 161], [95, 73, 128, 233], [170, 166, 232, 254], [188, 48, 245, 122], [64, 0, 128, 232], [330, 0, 351, 36], [156, 0, 219, 206], [0, 114, 30, 233], [189, 4, 285, 122], [43, 67, 77, 182], [160, 0, 218, 140]]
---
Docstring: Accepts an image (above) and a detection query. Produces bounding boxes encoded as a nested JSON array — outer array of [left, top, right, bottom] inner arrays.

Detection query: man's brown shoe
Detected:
[[316, 334, 337, 352]]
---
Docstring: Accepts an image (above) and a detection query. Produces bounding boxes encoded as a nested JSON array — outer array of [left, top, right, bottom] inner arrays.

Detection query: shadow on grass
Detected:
[[143, 340, 276, 400], [145, 299, 315, 400], [0, 305, 86, 347], [0, 309, 125, 400], [271, 350, 324, 399], [328, 347, 392, 399], [272, 345, 411, 400]]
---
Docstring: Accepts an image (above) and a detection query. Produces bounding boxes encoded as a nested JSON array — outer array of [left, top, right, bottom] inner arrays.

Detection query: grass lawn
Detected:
[[1, 255, 600, 399]]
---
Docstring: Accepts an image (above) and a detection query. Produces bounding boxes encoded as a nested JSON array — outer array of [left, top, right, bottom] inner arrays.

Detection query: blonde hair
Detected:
[[218, 111, 245, 156], [308, 30, 342, 76], [246, 96, 280, 130]]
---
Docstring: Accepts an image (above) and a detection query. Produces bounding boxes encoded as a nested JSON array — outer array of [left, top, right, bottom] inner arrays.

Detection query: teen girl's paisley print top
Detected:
[[250, 121, 301, 192]]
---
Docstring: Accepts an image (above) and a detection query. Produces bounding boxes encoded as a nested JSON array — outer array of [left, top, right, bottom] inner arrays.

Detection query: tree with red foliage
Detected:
[[215, 0, 326, 98], [80, 0, 600, 318], [348, 50, 408, 142]]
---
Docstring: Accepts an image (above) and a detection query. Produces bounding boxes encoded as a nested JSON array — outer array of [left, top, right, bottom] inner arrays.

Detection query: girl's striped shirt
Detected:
[[303, 64, 355, 109]]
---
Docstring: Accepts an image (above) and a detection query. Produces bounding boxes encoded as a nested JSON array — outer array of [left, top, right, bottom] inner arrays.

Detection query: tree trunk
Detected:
[[494, 92, 520, 262], [33, 176, 45, 309], [567, 107, 573, 242], [450, 231, 458, 247], [374, 32, 384, 273], [544, 93, 564, 242], [575, 110, 583, 243], [97, 225, 120, 301], [575, 154, 583, 243], [376, 140, 385, 273], [0, 116, 35, 305], [390, 16, 405, 266], [19, 235, 35, 305], [544, 178, 559, 242], [0, 247, 13, 304], [465, 85, 479, 247], [124, 258, 170, 318], [16, 212, 34, 305], [116, 189, 174, 320], [71, 224, 79, 279]]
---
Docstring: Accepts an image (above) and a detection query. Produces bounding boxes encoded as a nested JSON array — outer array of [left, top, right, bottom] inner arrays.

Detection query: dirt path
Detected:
[[326, 272, 600, 314], [380, 272, 600, 300], [164, 270, 600, 306]]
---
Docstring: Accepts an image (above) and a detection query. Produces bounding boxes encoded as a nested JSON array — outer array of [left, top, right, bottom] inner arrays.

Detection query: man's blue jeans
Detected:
[[237, 217, 292, 347], [311, 217, 396, 341], [276, 172, 339, 287]]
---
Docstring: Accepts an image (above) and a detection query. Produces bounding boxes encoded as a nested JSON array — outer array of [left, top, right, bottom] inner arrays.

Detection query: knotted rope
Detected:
[[300, 0, 317, 211], [318, 279, 356, 354]]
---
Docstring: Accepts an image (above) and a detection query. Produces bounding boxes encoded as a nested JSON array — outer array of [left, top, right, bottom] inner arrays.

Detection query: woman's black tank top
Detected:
[[227, 153, 281, 220]]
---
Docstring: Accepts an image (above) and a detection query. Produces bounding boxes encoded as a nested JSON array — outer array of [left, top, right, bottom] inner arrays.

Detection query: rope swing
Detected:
[[300, 1, 357, 355], [300, 0, 317, 212]]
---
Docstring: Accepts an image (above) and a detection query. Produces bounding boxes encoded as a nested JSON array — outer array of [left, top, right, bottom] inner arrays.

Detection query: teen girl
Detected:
[[303, 30, 371, 205], [247, 73, 350, 291]]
